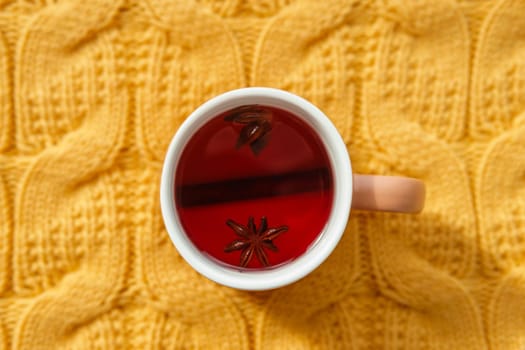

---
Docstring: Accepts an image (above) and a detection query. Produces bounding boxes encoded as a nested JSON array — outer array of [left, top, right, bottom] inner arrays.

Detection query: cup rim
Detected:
[[160, 87, 352, 290]]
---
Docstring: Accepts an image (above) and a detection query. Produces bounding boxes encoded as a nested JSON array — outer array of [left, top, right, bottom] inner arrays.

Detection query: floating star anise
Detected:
[[224, 105, 273, 155], [224, 216, 288, 267]]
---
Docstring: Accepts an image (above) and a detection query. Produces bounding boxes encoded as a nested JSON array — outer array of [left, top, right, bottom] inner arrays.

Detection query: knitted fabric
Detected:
[[1, 0, 524, 349]]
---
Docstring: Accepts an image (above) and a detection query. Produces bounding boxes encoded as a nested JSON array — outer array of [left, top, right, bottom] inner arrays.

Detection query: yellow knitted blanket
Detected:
[[1, 0, 524, 348]]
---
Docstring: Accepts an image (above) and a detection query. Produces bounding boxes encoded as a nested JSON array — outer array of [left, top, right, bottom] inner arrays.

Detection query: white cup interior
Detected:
[[160, 87, 352, 290]]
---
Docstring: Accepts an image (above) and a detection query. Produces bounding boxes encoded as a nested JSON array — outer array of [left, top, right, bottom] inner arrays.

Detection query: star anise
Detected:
[[224, 105, 273, 155], [224, 216, 288, 267]]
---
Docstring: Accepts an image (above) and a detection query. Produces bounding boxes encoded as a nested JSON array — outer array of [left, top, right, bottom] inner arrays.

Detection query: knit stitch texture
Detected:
[[0, 0, 524, 349]]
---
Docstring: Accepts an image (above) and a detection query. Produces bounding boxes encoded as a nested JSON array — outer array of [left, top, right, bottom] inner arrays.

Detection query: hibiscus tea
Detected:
[[175, 105, 334, 269]]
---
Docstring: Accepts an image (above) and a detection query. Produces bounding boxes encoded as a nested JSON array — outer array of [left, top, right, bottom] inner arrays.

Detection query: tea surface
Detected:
[[175, 106, 333, 269]]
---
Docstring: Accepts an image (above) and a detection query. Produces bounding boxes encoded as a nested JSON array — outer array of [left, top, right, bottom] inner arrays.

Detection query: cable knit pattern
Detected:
[[0, 0, 524, 349]]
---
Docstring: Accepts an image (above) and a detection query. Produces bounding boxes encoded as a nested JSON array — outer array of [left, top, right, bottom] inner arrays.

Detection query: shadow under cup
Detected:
[[174, 105, 334, 270]]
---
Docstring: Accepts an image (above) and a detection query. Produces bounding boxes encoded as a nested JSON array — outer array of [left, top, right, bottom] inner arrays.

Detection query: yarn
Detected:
[[0, 0, 524, 348]]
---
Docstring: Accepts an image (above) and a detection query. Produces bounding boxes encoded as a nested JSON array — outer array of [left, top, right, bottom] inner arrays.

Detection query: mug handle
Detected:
[[352, 175, 426, 213]]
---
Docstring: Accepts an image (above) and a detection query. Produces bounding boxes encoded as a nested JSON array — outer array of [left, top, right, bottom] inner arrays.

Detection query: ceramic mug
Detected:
[[160, 87, 425, 290]]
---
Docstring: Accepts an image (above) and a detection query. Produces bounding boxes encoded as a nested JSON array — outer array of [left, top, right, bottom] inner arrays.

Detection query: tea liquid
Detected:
[[175, 106, 333, 269]]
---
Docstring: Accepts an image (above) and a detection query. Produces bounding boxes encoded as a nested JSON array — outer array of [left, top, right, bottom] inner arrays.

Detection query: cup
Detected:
[[160, 87, 425, 290]]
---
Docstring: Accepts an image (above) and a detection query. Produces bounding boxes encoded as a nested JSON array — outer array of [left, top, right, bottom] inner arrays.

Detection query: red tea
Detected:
[[175, 105, 333, 269]]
